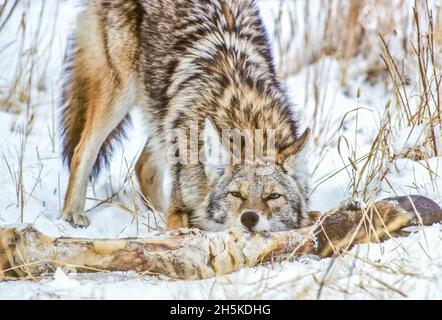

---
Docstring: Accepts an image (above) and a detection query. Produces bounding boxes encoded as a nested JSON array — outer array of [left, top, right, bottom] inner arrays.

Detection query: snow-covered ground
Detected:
[[0, 0, 441, 299]]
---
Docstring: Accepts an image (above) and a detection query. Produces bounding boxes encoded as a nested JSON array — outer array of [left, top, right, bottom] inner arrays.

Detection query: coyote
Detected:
[[61, 0, 311, 232]]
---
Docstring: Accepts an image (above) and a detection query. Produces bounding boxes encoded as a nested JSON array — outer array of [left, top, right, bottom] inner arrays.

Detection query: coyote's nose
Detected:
[[241, 211, 259, 229]]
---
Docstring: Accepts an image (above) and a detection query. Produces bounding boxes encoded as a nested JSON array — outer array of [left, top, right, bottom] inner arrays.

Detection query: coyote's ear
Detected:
[[278, 128, 311, 173], [203, 118, 230, 180]]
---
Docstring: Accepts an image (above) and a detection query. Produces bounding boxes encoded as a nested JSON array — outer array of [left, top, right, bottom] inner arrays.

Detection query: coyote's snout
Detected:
[[61, 0, 312, 231]]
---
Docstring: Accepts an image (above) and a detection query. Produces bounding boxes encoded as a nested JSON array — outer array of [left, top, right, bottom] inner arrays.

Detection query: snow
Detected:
[[0, 0, 441, 299]]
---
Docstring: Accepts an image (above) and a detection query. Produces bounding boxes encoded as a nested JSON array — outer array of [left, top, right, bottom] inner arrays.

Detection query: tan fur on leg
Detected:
[[135, 145, 167, 213], [166, 210, 189, 230]]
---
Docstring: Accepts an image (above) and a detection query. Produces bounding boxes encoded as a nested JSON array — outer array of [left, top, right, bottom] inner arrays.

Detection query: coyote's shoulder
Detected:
[[61, 0, 311, 231]]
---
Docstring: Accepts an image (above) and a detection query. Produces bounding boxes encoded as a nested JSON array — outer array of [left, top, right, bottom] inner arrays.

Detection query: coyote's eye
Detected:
[[266, 193, 282, 200], [229, 191, 242, 198]]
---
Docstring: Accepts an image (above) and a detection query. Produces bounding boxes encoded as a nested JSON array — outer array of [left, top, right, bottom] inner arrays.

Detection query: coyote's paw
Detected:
[[62, 209, 90, 228]]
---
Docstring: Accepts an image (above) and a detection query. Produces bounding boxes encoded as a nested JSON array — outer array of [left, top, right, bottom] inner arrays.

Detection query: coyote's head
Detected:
[[196, 119, 311, 232]]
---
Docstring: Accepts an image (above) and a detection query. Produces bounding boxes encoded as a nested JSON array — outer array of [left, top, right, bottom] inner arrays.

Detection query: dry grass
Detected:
[[272, 0, 441, 203], [0, 0, 59, 119]]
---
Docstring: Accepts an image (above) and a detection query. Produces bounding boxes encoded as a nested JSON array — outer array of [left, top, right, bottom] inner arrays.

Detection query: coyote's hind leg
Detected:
[[61, 4, 140, 227], [62, 72, 136, 227]]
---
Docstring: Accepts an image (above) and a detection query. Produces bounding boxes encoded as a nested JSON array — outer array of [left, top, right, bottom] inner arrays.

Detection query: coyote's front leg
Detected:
[[165, 185, 190, 230]]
